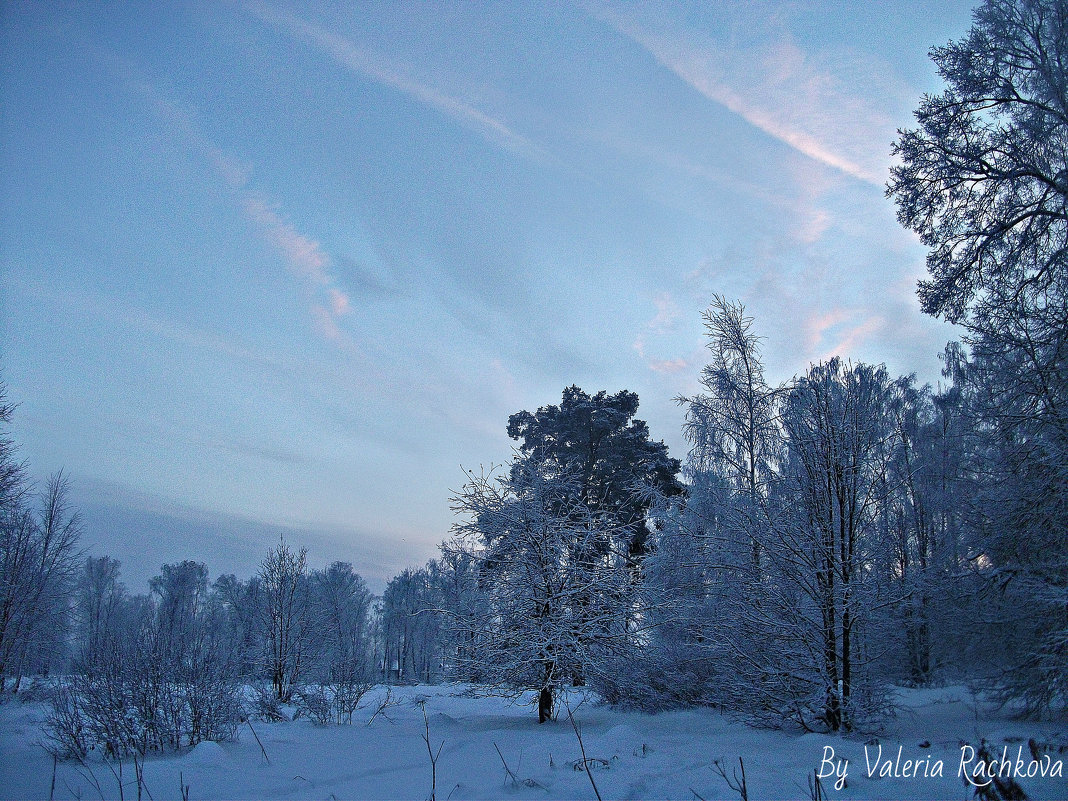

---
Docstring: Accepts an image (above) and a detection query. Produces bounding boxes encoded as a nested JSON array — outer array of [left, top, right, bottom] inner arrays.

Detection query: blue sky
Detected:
[[1, 0, 974, 591]]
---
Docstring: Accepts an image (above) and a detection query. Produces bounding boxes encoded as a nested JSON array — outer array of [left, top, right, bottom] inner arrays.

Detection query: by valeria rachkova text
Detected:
[[816, 743, 1063, 791]]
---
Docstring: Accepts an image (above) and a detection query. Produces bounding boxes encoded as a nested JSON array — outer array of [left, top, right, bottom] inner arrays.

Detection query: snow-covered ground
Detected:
[[1, 684, 1065, 800]]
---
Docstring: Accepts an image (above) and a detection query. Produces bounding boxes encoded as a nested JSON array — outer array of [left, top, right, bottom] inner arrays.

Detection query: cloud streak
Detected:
[[245, 1, 543, 160], [132, 81, 353, 344], [594, 4, 902, 186], [822, 316, 885, 362], [803, 307, 886, 363], [242, 194, 331, 286]]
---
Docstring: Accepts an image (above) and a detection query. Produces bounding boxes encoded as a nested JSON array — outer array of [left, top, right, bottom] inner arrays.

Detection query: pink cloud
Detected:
[[133, 77, 356, 348], [649, 291, 680, 332], [805, 307, 854, 350], [329, 288, 351, 317], [822, 316, 885, 362], [648, 357, 689, 374], [242, 194, 330, 285], [311, 304, 343, 343], [633, 332, 689, 375], [804, 307, 885, 361]]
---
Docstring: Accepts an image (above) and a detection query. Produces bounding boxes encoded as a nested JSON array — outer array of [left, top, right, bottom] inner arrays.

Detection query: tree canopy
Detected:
[[506, 385, 683, 558], [888, 0, 1068, 329]]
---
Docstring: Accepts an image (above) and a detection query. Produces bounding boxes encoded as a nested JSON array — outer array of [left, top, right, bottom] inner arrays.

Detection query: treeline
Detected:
[[4, 521, 390, 756], [408, 314, 1061, 733]]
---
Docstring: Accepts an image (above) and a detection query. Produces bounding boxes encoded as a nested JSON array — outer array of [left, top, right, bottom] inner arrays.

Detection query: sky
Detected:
[[1, 0, 976, 593]]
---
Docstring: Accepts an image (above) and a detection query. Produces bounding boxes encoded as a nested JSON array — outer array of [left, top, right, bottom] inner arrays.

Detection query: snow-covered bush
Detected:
[[45, 558, 243, 759], [293, 673, 373, 726], [252, 683, 288, 722]]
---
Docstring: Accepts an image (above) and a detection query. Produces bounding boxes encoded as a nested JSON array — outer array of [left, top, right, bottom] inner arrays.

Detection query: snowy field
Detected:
[[1, 684, 1066, 800]]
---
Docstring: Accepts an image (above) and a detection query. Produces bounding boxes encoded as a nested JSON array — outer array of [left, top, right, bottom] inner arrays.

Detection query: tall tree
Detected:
[[505, 386, 681, 689], [775, 359, 897, 732], [381, 565, 440, 684], [888, 0, 1068, 332], [679, 295, 783, 571]]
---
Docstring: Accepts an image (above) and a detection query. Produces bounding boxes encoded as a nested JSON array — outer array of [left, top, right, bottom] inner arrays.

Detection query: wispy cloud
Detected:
[[328, 287, 350, 317], [244, 1, 544, 161], [649, 291, 680, 333], [240, 193, 353, 343], [804, 307, 886, 363], [592, 4, 905, 187], [805, 307, 854, 351], [635, 292, 690, 375], [823, 316, 885, 361], [242, 194, 331, 285], [132, 81, 354, 345]]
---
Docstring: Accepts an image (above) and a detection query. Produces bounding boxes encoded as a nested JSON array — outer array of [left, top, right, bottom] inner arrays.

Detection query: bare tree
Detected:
[[0, 472, 82, 691], [259, 537, 311, 701]]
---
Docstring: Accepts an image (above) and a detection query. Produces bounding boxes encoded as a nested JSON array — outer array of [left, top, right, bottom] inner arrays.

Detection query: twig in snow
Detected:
[[711, 756, 748, 801], [807, 767, 825, 801], [493, 742, 519, 787], [101, 755, 124, 801], [367, 687, 398, 726], [419, 701, 444, 801], [564, 697, 602, 801], [132, 751, 153, 801], [492, 744, 548, 792], [245, 719, 271, 765], [71, 756, 105, 801]]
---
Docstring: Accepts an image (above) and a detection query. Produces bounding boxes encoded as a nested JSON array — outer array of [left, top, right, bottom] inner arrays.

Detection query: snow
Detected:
[[1, 684, 1065, 800]]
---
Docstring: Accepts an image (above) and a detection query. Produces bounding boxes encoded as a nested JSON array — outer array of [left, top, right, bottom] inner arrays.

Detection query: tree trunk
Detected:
[[539, 660, 555, 723], [538, 685, 553, 723]]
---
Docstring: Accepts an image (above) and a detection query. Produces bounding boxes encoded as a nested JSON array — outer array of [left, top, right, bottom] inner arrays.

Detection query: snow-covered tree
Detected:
[[0, 382, 83, 692], [213, 572, 263, 680], [49, 557, 242, 758], [678, 295, 783, 571], [0, 471, 82, 692], [769, 359, 897, 731], [621, 298, 782, 713], [434, 545, 486, 682], [449, 461, 638, 722], [507, 385, 683, 566], [296, 562, 375, 724], [381, 565, 440, 683]]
